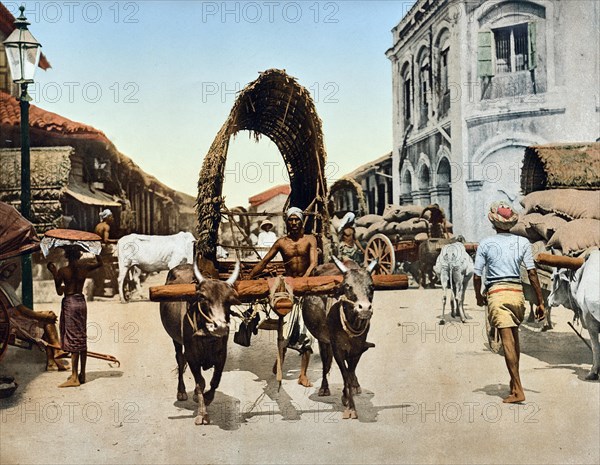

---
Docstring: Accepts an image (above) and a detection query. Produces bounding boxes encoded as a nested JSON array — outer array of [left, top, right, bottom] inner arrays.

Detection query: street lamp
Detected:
[[4, 5, 42, 308]]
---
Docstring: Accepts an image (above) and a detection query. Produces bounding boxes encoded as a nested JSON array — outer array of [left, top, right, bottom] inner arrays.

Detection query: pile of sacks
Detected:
[[354, 204, 452, 243], [510, 189, 600, 257]]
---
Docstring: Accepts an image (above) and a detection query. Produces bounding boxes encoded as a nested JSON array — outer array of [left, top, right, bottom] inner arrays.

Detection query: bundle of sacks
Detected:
[[510, 189, 600, 257], [354, 204, 453, 243]]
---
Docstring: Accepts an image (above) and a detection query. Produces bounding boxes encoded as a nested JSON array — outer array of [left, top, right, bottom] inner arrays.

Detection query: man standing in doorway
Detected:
[[473, 201, 545, 403]]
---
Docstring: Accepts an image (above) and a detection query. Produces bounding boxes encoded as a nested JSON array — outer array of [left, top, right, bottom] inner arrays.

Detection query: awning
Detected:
[[65, 182, 121, 207]]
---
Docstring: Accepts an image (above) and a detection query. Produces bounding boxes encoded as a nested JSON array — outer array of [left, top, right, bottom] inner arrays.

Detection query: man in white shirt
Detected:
[[257, 219, 278, 259], [474, 201, 545, 403]]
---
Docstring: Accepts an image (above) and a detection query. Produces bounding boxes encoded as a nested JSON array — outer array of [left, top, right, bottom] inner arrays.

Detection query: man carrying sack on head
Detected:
[[249, 207, 317, 387], [473, 201, 545, 403]]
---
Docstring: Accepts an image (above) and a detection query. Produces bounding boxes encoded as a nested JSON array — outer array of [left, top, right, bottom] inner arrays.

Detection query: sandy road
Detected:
[[1, 272, 599, 465]]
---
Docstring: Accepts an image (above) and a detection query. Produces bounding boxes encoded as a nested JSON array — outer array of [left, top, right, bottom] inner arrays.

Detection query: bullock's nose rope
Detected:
[[338, 296, 370, 338]]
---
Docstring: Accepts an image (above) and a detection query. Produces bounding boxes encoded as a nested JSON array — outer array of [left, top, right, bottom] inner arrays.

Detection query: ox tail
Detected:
[[171, 363, 188, 376]]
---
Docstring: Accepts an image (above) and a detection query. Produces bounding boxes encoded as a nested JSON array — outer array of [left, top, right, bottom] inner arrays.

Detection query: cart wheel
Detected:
[[0, 298, 10, 362], [365, 233, 396, 275], [121, 266, 138, 302], [485, 305, 503, 354]]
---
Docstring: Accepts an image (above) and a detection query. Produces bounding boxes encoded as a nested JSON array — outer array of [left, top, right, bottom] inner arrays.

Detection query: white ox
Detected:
[[117, 232, 195, 303], [434, 242, 474, 323], [549, 249, 600, 381]]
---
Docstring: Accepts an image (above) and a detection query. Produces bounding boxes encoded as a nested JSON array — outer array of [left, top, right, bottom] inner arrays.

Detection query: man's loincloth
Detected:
[[486, 282, 525, 329], [282, 299, 314, 354], [60, 294, 87, 352]]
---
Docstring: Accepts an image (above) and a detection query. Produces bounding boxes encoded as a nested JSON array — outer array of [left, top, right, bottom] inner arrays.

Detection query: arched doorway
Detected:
[[434, 157, 452, 220], [416, 164, 431, 206]]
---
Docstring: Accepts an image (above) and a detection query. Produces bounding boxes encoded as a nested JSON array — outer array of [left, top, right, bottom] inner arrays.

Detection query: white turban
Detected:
[[99, 209, 113, 220], [286, 207, 304, 222], [337, 212, 356, 232]]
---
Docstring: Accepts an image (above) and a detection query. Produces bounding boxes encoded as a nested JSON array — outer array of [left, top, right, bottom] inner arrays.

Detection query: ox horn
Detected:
[[366, 260, 378, 274], [193, 260, 205, 285], [226, 260, 241, 286], [332, 255, 349, 274]]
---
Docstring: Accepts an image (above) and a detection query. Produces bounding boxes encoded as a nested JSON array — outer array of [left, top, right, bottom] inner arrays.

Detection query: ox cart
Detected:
[[363, 232, 478, 277]]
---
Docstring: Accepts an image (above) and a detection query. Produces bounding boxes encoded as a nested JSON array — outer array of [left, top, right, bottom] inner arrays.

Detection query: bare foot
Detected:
[[59, 375, 80, 388], [298, 375, 313, 387], [503, 393, 525, 403]]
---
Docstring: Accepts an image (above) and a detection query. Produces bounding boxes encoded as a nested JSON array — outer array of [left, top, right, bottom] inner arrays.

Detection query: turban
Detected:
[[488, 201, 518, 231], [286, 207, 304, 222], [99, 209, 113, 221]]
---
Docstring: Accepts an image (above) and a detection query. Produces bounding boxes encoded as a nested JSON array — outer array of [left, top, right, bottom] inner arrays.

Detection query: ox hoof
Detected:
[[342, 409, 358, 420], [177, 392, 188, 401], [194, 414, 210, 425], [204, 390, 215, 405], [439, 320, 446, 325], [318, 387, 330, 397], [585, 372, 599, 381]]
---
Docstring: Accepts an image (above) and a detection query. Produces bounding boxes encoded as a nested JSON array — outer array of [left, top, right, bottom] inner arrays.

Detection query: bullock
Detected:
[[434, 242, 474, 323], [116, 232, 195, 302], [549, 249, 600, 381], [160, 260, 241, 425], [302, 257, 378, 420], [418, 237, 462, 288]]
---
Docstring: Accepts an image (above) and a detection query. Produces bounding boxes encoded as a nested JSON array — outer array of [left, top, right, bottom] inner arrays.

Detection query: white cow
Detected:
[[549, 249, 600, 381], [434, 242, 474, 323], [117, 232, 195, 303]]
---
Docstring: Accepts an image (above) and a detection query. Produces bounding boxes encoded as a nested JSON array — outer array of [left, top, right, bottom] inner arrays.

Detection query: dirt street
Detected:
[[1, 272, 599, 465]]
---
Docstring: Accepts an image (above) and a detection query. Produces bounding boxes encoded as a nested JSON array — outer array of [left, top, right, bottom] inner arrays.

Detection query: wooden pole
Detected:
[[149, 274, 409, 302], [535, 253, 584, 270]]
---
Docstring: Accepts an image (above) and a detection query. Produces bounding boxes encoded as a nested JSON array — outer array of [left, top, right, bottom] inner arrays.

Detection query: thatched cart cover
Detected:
[[197, 69, 329, 260], [329, 177, 367, 216], [521, 142, 600, 195], [0, 201, 40, 260]]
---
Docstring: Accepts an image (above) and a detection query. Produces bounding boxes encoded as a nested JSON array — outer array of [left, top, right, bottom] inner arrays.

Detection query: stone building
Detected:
[[386, 0, 600, 240]]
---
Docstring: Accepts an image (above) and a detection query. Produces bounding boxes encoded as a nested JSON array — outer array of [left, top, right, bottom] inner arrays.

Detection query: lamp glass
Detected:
[[3, 28, 41, 83]]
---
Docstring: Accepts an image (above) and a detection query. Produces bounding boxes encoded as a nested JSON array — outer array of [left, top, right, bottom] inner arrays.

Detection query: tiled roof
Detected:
[[0, 2, 51, 70], [248, 184, 291, 207], [0, 90, 109, 142]]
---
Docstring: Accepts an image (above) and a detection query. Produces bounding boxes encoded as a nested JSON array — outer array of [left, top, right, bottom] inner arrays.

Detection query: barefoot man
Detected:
[[473, 201, 545, 403], [249, 207, 317, 387], [48, 246, 103, 387]]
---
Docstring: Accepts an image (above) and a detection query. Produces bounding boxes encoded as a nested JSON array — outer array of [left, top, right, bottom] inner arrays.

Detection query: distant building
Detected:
[[0, 2, 193, 237], [332, 153, 392, 216], [248, 184, 291, 237], [386, 0, 600, 240]]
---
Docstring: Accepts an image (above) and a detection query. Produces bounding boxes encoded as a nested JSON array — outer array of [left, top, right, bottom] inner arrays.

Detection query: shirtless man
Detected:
[[47, 246, 103, 387], [249, 207, 317, 387], [94, 209, 117, 244]]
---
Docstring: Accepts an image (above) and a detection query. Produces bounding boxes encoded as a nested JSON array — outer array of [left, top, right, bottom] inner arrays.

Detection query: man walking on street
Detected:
[[474, 201, 545, 403]]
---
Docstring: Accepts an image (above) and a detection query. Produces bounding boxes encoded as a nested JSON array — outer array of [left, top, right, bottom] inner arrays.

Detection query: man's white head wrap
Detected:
[[337, 212, 356, 232], [99, 209, 113, 221], [286, 207, 304, 222]]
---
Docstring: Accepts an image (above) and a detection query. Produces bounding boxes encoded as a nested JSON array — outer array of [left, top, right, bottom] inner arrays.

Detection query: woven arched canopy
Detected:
[[329, 177, 367, 217], [196, 69, 329, 260]]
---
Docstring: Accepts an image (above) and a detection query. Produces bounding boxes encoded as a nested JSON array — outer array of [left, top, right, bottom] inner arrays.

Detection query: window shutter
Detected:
[[528, 21, 537, 70], [477, 31, 494, 77]]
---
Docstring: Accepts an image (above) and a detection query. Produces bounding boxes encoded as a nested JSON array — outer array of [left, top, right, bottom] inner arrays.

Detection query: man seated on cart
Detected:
[[249, 207, 317, 387], [0, 261, 69, 371], [420, 203, 449, 238]]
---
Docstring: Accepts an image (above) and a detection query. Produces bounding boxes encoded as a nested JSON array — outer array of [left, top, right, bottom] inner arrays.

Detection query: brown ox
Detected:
[[302, 257, 377, 420], [160, 261, 240, 425]]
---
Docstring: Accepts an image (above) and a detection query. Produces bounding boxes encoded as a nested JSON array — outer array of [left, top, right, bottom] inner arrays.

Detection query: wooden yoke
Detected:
[[149, 274, 409, 303]]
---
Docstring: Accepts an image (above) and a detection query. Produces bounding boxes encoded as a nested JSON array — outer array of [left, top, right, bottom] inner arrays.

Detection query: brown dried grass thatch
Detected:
[[521, 142, 600, 195], [329, 177, 367, 216], [196, 69, 329, 260]]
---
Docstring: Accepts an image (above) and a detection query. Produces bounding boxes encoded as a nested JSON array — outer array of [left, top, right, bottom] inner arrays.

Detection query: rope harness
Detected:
[[337, 295, 370, 338]]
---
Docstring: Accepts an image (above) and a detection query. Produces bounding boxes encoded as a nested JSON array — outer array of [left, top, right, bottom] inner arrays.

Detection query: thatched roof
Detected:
[[521, 142, 600, 194], [329, 177, 367, 216], [196, 69, 329, 260]]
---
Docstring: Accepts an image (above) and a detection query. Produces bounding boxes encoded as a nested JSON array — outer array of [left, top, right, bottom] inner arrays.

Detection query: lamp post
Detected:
[[4, 5, 42, 309]]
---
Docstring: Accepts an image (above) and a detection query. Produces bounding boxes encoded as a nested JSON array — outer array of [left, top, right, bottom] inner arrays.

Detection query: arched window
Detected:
[[417, 47, 431, 128], [435, 29, 451, 118], [400, 62, 412, 126]]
